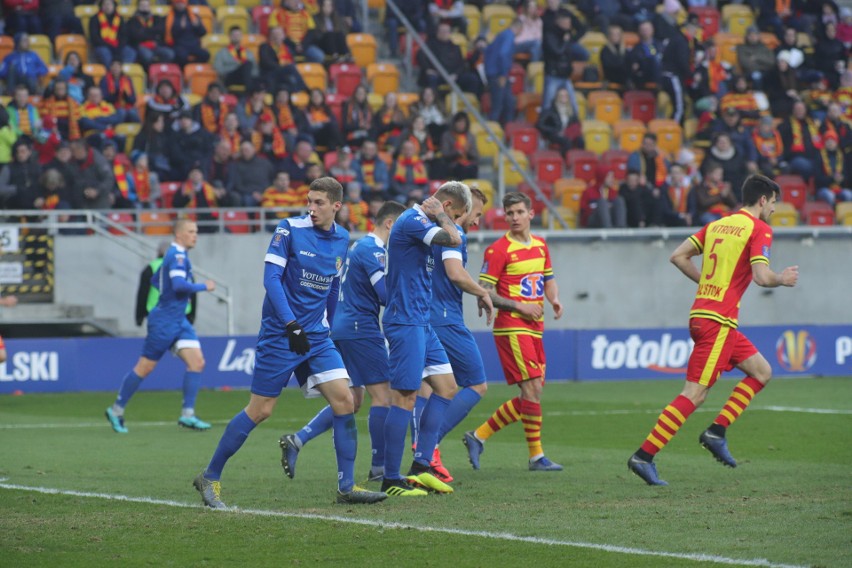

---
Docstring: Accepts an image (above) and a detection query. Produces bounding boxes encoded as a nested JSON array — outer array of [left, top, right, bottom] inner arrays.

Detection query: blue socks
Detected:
[[116, 370, 144, 409], [367, 405, 389, 469], [438, 387, 482, 442], [205, 410, 257, 481], [296, 405, 334, 446], [333, 413, 357, 492], [410, 395, 427, 448], [383, 405, 413, 480], [413, 394, 451, 467], [181, 371, 202, 411]]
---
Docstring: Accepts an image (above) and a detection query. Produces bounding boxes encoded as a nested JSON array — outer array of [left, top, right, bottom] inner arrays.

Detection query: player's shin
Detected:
[[181, 371, 202, 416], [475, 397, 521, 441], [205, 410, 257, 480], [383, 405, 413, 479], [637, 395, 696, 460], [438, 387, 482, 442], [333, 413, 358, 492], [411, 394, 451, 469], [297, 405, 335, 446], [711, 377, 765, 433], [368, 406, 389, 470]]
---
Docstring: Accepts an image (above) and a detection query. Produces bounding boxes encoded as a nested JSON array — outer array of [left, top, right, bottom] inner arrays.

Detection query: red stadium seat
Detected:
[[506, 123, 539, 154], [776, 175, 808, 211], [325, 92, 347, 126], [253, 5, 274, 37], [485, 208, 510, 230], [623, 90, 656, 123], [508, 63, 526, 96], [160, 182, 181, 208], [531, 150, 563, 184], [329, 63, 363, 98], [801, 202, 835, 226], [148, 63, 182, 90], [429, 180, 446, 195], [600, 149, 630, 180], [518, 181, 553, 215], [689, 6, 720, 37], [223, 210, 254, 233], [106, 212, 135, 235], [565, 150, 599, 184], [323, 150, 338, 172]]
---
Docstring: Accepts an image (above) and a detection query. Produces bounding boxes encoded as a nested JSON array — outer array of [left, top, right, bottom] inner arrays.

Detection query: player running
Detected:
[[105, 220, 215, 434], [464, 191, 565, 472], [628, 174, 799, 486], [279, 201, 406, 483]]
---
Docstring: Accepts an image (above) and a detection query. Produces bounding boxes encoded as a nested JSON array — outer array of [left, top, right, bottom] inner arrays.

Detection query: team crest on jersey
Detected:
[[480, 261, 489, 273], [510, 253, 518, 261], [374, 251, 386, 267], [417, 215, 429, 226], [176, 255, 185, 266]]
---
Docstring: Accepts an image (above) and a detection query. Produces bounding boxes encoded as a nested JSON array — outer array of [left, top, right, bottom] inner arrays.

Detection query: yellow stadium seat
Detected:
[[588, 90, 622, 125], [541, 206, 577, 229], [241, 34, 264, 61], [648, 118, 683, 156], [206, 0, 229, 9], [581, 119, 612, 155], [346, 33, 378, 67], [122, 63, 147, 99], [366, 91, 383, 112], [234, 0, 264, 9], [291, 90, 309, 109], [527, 61, 544, 93], [471, 122, 501, 160], [202, 34, 230, 60], [726, 11, 754, 37], [296, 63, 328, 91], [115, 122, 141, 155], [396, 92, 419, 115], [185, 63, 218, 96], [555, 179, 586, 213], [55, 34, 88, 65], [74, 5, 99, 39], [614, 119, 646, 152], [216, 6, 249, 34], [117, 5, 134, 19], [461, 179, 495, 211], [139, 211, 176, 235], [189, 6, 215, 33], [463, 4, 481, 40], [82, 63, 107, 85], [28, 35, 53, 66], [186, 93, 202, 107], [445, 91, 480, 115], [367, 62, 400, 96], [483, 5, 514, 39], [715, 33, 743, 67], [579, 32, 607, 68], [366, 0, 385, 8], [836, 202, 852, 226], [770, 202, 799, 227], [498, 150, 529, 187]]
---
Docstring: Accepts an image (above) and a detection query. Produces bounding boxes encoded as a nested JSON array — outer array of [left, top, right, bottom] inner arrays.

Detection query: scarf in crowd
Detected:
[[407, 132, 434, 156], [183, 181, 219, 209], [43, 192, 61, 210], [41, 97, 81, 140], [707, 61, 726, 94], [134, 167, 152, 203], [104, 73, 135, 109], [274, 42, 294, 65], [835, 87, 852, 121], [228, 44, 247, 63], [819, 147, 844, 191], [667, 182, 690, 214], [134, 13, 157, 49], [705, 181, 730, 214], [377, 110, 400, 148], [270, 8, 312, 44], [82, 101, 115, 119], [752, 128, 783, 159], [113, 159, 136, 202], [252, 129, 287, 159], [453, 132, 470, 165], [345, 201, 370, 232], [790, 117, 822, 152], [393, 156, 428, 184], [9, 104, 38, 137], [276, 103, 296, 130], [640, 152, 667, 187], [221, 129, 242, 156], [309, 105, 330, 124], [97, 11, 121, 48], [360, 158, 376, 186], [200, 101, 227, 133]]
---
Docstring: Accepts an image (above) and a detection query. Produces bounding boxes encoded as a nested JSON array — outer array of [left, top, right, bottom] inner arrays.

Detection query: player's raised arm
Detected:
[[421, 196, 462, 247], [670, 238, 702, 284]]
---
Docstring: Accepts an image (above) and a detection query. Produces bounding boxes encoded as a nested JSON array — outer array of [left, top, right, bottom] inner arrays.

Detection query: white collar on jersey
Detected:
[[368, 232, 385, 248], [413, 204, 425, 216], [172, 242, 186, 253]]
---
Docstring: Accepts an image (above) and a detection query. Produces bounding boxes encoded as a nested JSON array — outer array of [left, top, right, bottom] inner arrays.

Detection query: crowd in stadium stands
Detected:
[[0, 0, 850, 231]]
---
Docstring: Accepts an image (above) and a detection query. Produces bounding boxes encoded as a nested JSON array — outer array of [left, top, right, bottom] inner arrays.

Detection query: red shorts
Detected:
[[0, 335, 5, 350], [686, 318, 758, 388], [494, 333, 546, 385]]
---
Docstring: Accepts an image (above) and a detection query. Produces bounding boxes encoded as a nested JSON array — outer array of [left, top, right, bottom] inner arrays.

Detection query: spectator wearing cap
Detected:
[[579, 165, 626, 228], [100, 60, 140, 124], [352, 140, 389, 197], [195, 82, 228, 135], [214, 26, 258, 94], [815, 129, 852, 206], [168, 110, 214, 181], [752, 115, 786, 176], [40, 79, 81, 141], [164, 0, 210, 67], [79, 85, 123, 136], [228, 139, 274, 206], [390, 139, 429, 204], [101, 139, 136, 208], [237, 85, 273, 133], [90, 0, 136, 67], [69, 138, 115, 209], [779, 100, 822, 181], [627, 133, 669, 189], [3, 0, 42, 37], [174, 164, 223, 232], [127, 0, 174, 67], [147, 79, 190, 128], [737, 25, 776, 91], [259, 27, 308, 94], [485, 19, 522, 125], [252, 111, 288, 168], [267, 0, 325, 64], [0, 33, 48, 95], [329, 145, 357, 185]]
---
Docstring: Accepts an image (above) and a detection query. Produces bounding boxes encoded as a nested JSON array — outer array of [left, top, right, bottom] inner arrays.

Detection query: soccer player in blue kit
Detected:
[[279, 201, 406, 482], [380, 181, 471, 497], [105, 219, 216, 434], [193, 177, 387, 508]]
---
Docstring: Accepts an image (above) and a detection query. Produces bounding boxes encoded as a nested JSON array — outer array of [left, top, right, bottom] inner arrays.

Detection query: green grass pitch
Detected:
[[1, 377, 850, 567]]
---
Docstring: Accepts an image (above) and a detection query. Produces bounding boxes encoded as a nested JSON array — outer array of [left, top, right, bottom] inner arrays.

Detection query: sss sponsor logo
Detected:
[[218, 339, 255, 375], [776, 330, 817, 372], [591, 334, 693, 373], [520, 274, 544, 299], [0, 351, 59, 381]]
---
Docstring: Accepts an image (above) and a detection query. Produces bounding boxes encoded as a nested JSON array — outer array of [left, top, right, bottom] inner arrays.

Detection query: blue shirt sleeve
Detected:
[[403, 211, 442, 246], [167, 253, 206, 293], [263, 220, 297, 325]]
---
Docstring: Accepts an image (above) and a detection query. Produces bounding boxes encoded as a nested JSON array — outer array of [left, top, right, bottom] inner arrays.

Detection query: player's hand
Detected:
[[477, 292, 494, 326], [285, 320, 311, 355], [420, 196, 444, 220], [517, 302, 543, 320], [780, 265, 799, 287], [204, 280, 216, 291], [551, 299, 564, 320]]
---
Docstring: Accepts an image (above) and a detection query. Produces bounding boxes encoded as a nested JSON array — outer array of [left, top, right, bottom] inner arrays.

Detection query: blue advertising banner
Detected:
[[0, 326, 847, 394]]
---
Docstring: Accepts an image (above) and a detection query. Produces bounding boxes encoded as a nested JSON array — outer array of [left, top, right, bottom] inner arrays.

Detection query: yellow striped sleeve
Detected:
[[689, 235, 703, 252], [750, 256, 769, 265], [479, 273, 498, 284]]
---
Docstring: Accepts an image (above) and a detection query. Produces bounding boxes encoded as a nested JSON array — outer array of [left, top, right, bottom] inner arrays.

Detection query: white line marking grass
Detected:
[[0, 481, 807, 568]]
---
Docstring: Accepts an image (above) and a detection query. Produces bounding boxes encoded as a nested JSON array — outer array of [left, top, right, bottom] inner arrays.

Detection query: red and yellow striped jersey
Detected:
[[688, 209, 772, 328], [479, 233, 554, 337]]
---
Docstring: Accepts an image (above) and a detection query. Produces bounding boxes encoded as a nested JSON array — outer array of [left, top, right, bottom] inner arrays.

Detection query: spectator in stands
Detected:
[[40, 0, 83, 42], [259, 26, 308, 94], [340, 180, 370, 231], [268, 0, 325, 63], [542, 0, 586, 39], [440, 111, 478, 180], [418, 22, 465, 91], [40, 80, 81, 141], [428, 0, 465, 36], [694, 162, 736, 225], [69, 138, 115, 209], [752, 115, 786, 176], [7, 139, 41, 207], [148, 79, 190, 128], [305, 88, 342, 152], [228, 139, 274, 206], [174, 163, 225, 232], [45, 140, 76, 190], [779, 100, 821, 181], [815, 129, 852, 206], [353, 139, 389, 197], [815, 22, 847, 89], [627, 133, 668, 189], [822, 101, 852, 146], [314, 0, 351, 63], [90, 0, 136, 67], [100, 60, 139, 124], [385, 0, 425, 58], [373, 92, 405, 151], [765, 50, 801, 118], [515, 1, 543, 62], [79, 85, 123, 137], [652, 162, 692, 227], [838, 7, 852, 48], [214, 26, 258, 95], [169, 109, 214, 181], [804, 72, 834, 122], [130, 152, 160, 208], [542, 9, 580, 112], [101, 139, 136, 208], [57, 51, 94, 104], [390, 139, 429, 203], [333, 0, 361, 33], [0, 33, 47, 95], [719, 76, 763, 128], [3, 0, 42, 37], [252, 111, 288, 168], [775, 27, 806, 75], [618, 170, 649, 228], [459, 34, 488, 99], [691, 41, 733, 102], [601, 25, 628, 89], [219, 111, 243, 157], [7, 84, 45, 142], [706, 106, 759, 168], [272, 87, 307, 146], [485, 19, 522, 125], [165, 0, 210, 68], [261, 170, 300, 229], [398, 115, 438, 177], [280, 138, 316, 185], [615, 0, 657, 32], [626, 20, 662, 91], [329, 146, 357, 185], [207, 139, 234, 191], [33, 115, 61, 164], [737, 26, 775, 91], [195, 82, 227, 135], [341, 84, 372, 148], [30, 168, 71, 216], [127, 0, 173, 68], [755, 0, 786, 38], [536, 86, 582, 155], [410, 86, 446, 144], [134, 112, 172, 181], [237, 83, 273, 133], [661, 16, 695, 124], [580, 165, 626, 228], [703, 132, 750, 202]]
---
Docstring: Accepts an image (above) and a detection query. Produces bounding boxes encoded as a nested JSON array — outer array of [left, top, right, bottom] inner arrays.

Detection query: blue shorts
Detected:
[[142, 315, 199, 361], [384, 323, 451, 391], [252, 333, 349, 398], [434, 324, 487, 387], [334, 337, 390, 388]]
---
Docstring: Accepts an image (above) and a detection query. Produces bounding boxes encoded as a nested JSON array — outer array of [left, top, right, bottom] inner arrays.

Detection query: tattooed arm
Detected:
[[421, 196, 462, 247], [478, 280, 543, 320]]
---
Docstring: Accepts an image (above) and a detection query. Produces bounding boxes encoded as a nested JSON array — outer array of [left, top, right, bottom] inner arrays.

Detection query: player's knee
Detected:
[[189, 356, 206, 373], [471, 383, 488, 396]]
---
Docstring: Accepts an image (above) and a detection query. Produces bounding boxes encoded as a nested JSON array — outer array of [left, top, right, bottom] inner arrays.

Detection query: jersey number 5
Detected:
[[705, 238, 724, 280]]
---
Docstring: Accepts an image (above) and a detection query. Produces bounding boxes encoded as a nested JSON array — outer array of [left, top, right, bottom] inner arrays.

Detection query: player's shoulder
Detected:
[[284, 215, 313, 232], [332, 222, 350, 242], [486, 234, 511, 254], [530, 233, 548, 249]]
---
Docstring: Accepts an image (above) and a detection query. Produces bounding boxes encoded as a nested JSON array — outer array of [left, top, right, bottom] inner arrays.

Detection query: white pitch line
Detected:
[[0, 481, 806, 568]]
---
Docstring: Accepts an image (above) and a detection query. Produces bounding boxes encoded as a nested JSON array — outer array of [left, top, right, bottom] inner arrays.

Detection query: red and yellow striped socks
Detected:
[[714, 377, 764, 428], [475, 397, 521, 441], [640, 395, 696, 456], [520, 399, 543, 460]]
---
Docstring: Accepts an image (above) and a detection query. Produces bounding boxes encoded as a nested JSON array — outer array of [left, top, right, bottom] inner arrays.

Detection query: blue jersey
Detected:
[[430, 224, 467, 327], [151, 242, 203, 321], [382, 205, 442, 326], [262, 216, 350, 337], [331, 233, 386, 340]]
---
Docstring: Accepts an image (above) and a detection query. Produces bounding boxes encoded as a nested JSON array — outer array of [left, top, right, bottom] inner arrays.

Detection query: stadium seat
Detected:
[[106, 212, 135, 235], [568, 154, 599, 185], [715, 33, 744, 67], [614, 119, 646, 153], [508, 64, 526, 96], [241, 34, 264, 60], [185, 64, 218, 96], [296, 63, 327, 91], [150, 5, 170, 17], [329, 63, 362, 98], [223, 210, 254, 233], [721, 4, 754, 36], [498, 150, 530, 187], [216, 6, 249, 33], [516, 92, 542, 124], [82, 63, 106, 85], [325, 92, 346, 124], [531, 150, 563, 184], [189, 5, 214, 34], [0, 36, 14, 64], [148, 63, 182, 90], [202, 34, 230, 60], [581, 119, 612, 155], [346, 33, 378, 67], [159, 182, 181, 209], [600, 149, 630, 180], [801, 202, 835, 226], [74, 4, 99, 39], [235, 0, 264, 9], [518, 181, 553, 215], [367, 63, 400, 96], [776, 175, 808, 210], [555, 179, 586, 213], [206, 0, 229, 8], [540, 206, 577, 229], [506, 122, 539, 155], [117, 5, 134, 18], [252, 5, 274, 37], [450, 32, 469, 58], [588, 90, 622, 125], [483, 5, 514, 39], [28, 35, 53, 66], [485, 207, 510, 230], [396, 92, 419, 116], [115, 122, 141, 155], [462, 4, 481, 40], [770, 202, 799, 227], [689, 6, 720, 37], [527, 61, 544, 94], [648, 119, 682, 156], [139, 211, 175, 235], [579, 32, 607, 69], [55, 34, 88, 65], [836, 202, 852, 225], [471, 121, 502, 160], [623, 90, 656, 122], [462, 178, 495, 211], [122, 63, 147, 99], [445, 91, 480, 115]]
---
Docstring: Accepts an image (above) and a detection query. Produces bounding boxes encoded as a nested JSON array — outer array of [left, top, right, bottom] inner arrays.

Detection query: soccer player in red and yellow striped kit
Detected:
[[463, 192, 565, 472], [629, 175, 799, 486]]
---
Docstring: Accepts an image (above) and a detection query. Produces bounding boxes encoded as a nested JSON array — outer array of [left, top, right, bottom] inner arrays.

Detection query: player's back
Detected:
[[430, 225, 467, 327], [689, 209, 773, 328], [331, 233, 386, 340], [151, 244, 194, 320]]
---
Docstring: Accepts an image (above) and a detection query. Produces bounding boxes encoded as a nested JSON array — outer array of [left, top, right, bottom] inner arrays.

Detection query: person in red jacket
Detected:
[[579, 165, 627, 228]]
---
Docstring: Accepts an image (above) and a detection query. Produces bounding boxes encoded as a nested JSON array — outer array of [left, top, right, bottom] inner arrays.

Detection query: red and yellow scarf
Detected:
[[252, 129, 287, 159], [752, 128, 783, 159], [276, 103, 295, 130], [819, 147, 844, 191], [667, 182, 690, 214], [113, 159, 132, 199], [454, 133, 470, 165], [104, 74, 135, 109], [360, 158, 376, 186], [134, 167, 152, 203], [393, 156, 428, 184], [200, 101, 227, 134], [221, 129, 242, 156], [41, 97, 81, 140], [790, 117, 822, 152], [228, 44, 247, 63], [182, 181, 219, 209], [97, 11, 121, 48]]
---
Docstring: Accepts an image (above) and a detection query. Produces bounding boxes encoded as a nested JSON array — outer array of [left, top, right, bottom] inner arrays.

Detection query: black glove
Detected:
[[285, 320, 311, 355]]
